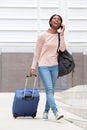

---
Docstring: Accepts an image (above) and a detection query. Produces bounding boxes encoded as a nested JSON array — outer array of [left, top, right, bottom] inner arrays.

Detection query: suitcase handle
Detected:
[[23, 75, 37, 99]]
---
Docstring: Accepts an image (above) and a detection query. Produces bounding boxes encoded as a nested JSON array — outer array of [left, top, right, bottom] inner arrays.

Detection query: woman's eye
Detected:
[[53, 18, 56, 20], [53, 17, 60, 21]]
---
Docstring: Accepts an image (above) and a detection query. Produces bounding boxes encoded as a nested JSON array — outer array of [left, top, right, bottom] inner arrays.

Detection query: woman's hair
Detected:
[[49, 14, 63, 27]]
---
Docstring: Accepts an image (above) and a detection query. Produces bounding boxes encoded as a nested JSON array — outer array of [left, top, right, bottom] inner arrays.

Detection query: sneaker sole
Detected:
[[57, 115, 64, 120]]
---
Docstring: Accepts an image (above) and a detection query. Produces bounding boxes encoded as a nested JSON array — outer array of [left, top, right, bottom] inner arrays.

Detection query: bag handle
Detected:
[[57, 33, 60, 53], [58, 32, 60, 48]]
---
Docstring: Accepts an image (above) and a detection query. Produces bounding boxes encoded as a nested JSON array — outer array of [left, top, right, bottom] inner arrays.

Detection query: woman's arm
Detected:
[[30, 34, 45, 76], [59, 24, 66, 52]]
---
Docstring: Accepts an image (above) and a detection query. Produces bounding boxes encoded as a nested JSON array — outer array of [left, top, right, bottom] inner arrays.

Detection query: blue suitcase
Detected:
[[12, 75, 40, 118]]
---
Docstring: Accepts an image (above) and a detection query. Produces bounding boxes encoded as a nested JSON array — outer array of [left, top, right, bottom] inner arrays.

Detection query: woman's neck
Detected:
[[48, 28, 57, 34]]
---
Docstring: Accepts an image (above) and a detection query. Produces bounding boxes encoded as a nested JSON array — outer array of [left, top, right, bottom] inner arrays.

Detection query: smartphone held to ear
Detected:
[[58, 24, 65, 32], [60, 25, 63, 29]]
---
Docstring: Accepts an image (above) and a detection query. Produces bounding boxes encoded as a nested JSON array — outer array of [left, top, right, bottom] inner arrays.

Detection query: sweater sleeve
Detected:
[[59, 35, 66, 52], [31, 34, 45, 69]]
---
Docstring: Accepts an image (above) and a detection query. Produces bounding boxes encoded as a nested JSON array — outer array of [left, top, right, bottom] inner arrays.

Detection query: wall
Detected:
[[0, 51, 87, 92], [0, 0, 87, 91]]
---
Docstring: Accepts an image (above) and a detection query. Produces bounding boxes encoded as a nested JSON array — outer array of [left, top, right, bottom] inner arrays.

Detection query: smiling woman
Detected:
[[49, 14, 63, 29], [29, 14, 66, 121]]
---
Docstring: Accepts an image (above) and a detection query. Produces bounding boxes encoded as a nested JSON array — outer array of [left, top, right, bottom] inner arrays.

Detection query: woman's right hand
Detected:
[[30, 68, 36, 76]]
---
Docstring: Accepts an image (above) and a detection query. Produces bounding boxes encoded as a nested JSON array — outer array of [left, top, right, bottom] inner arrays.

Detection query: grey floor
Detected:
[[0, 92, 85, 130]]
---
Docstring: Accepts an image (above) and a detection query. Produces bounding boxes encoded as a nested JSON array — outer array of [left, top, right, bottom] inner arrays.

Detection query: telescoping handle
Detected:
[[23, 75, 37, 99]]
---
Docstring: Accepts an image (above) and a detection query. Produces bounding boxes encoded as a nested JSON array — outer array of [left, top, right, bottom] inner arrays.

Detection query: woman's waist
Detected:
[[38, 60, 58, 67]]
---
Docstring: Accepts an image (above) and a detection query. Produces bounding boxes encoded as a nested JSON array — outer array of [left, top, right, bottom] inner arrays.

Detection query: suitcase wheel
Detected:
[[13, 113, 18, 118], [32, 112, 36, 118]]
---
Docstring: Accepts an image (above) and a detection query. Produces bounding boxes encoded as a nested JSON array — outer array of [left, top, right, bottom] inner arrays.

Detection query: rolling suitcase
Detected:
[[12, 75, 40, 118]]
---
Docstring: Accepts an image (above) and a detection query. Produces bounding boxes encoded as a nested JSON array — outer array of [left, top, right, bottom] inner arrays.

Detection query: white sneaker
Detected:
[[42, 112, 48, 120], [55, 113, 64, 120]]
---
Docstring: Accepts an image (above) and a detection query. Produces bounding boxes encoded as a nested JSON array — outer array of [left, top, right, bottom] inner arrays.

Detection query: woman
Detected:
[[30, 14, 66, 120]]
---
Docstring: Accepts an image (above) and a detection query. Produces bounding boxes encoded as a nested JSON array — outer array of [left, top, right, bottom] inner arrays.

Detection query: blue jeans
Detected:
[[38, 65, 59, 116]]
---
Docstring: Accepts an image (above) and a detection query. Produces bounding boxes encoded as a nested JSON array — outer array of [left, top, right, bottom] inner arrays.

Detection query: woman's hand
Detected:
[[60, 24, 65, 36], [30, 68, 36, 76]]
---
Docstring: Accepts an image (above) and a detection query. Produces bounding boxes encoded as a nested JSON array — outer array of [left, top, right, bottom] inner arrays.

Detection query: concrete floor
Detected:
[[0, 92, 86, 130]]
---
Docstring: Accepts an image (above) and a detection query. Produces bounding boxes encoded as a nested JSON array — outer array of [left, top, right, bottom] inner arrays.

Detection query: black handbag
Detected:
[[57, 33, 75, 77]]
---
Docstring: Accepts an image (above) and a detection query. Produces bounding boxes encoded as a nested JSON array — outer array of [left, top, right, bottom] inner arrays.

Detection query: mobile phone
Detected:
[[60, 25, 63, 29]]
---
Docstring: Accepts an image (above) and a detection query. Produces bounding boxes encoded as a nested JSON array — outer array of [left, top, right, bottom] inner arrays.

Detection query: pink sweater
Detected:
[[31, 31, 66, 69]]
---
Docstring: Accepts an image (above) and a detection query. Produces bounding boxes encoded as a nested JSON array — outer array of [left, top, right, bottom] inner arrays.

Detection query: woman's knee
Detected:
[[46, 87, 53, 94]]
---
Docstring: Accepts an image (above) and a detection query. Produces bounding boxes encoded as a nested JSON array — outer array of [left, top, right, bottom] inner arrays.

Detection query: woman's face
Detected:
[[50, 15, 62, 29]]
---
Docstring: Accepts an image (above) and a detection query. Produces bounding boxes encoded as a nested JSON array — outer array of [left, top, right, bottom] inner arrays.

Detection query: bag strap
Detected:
[[58, 32, 60, 49], [57, 32, 60, 53]]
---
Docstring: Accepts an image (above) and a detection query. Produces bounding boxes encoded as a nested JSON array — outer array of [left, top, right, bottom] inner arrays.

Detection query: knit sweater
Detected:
[[31, 31, 66, 69]]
